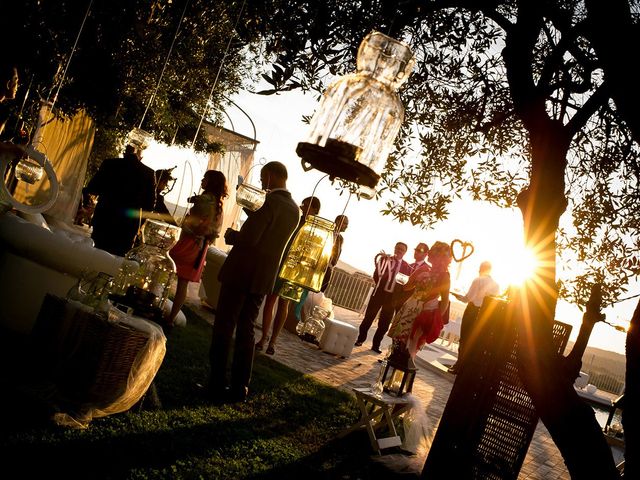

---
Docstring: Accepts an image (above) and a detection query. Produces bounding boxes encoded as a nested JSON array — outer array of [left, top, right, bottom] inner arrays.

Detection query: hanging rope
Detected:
[[189, 0, 247, 149], [50, 0, 94, 111], [138, 0, 191, 130], [171, 0, 247, 223]]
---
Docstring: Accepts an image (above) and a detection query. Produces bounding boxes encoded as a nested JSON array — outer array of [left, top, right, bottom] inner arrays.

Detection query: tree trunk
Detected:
[[625, 300, 640, 477], [515, 131, 619, 479]]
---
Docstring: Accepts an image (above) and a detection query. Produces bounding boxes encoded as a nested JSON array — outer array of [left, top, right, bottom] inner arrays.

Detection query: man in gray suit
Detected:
[[208, 161, 300, 403]]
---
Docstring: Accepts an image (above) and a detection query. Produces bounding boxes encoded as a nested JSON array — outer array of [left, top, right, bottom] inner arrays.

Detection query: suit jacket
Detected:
[[83, 153, 156, 255], [218, 189, 300, 294], [372, 254, 411, 296]]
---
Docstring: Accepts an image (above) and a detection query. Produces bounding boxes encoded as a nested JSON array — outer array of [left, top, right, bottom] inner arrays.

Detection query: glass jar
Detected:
[[279, 215, 335, 302], [66, 271, 113, 312], [111, 220, 181, 314], [236, 182, 266, 211], [297, 305, 329, 344], [296, 31, 415, 190]]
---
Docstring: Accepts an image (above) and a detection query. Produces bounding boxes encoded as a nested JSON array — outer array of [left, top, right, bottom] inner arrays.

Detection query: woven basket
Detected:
[[423, 297, 572, 480], [32, 295, 151, 409]]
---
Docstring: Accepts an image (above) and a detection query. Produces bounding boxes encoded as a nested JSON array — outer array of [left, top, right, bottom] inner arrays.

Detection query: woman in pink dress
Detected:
[[167, 170, 227, 326], [387, 241, 452, 358]]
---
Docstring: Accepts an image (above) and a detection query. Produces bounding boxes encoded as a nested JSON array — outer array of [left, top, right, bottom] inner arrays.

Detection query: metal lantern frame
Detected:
[[381, 355, 417, 397]]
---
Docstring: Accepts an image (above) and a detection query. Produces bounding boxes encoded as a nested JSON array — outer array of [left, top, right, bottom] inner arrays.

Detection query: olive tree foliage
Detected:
[[241, 0, 640, 309], [0, 0, 258, 175]]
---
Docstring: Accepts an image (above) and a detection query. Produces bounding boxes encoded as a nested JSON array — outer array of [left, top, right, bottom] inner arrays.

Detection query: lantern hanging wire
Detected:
[[171, 0, 247, 224]]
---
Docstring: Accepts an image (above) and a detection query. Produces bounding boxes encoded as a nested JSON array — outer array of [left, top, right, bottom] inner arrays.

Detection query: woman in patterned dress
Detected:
[[387, 241, 452, 358]]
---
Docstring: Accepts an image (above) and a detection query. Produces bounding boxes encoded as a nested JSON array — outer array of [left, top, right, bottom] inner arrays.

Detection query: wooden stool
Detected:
[[340, 387, 411, 454]]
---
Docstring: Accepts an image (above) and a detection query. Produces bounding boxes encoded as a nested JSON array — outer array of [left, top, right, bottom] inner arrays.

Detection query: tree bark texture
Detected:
[[625, 300, 639, 477]]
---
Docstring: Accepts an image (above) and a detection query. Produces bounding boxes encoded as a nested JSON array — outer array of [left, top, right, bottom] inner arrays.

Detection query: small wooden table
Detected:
[[340, 387, 412, 454]]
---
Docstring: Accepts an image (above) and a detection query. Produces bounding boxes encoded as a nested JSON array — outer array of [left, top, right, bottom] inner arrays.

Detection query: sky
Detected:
[[143, 85, 634, 356]]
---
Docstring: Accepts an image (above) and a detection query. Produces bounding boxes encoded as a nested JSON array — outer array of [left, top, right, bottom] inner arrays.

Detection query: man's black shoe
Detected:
[[227, 386, 249, 404], [371, 347, 383, 354], [354, 341, 363, 347]]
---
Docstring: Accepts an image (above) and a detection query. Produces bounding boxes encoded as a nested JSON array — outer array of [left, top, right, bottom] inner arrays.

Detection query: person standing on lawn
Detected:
[[207, 161, 299, 403], [448, 260, 499, 374]]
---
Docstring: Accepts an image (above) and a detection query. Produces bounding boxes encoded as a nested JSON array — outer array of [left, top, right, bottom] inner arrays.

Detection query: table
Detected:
[[340, 387, 411, 454]]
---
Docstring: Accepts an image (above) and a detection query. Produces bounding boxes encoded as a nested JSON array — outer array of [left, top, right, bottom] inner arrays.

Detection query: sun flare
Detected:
[[497, 246, 539, 287]]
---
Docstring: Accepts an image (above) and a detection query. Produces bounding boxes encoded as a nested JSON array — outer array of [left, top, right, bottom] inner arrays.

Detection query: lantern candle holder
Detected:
[[379, 341, 417, 396], [236, 182, 266, 211], [278, 215, 335, 302], [296, 31, 415, 190]]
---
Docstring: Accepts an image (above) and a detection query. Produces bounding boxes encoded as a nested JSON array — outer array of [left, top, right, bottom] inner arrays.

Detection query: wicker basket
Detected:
[[423, 297, 571, 479], [31, 295, 153, 410]]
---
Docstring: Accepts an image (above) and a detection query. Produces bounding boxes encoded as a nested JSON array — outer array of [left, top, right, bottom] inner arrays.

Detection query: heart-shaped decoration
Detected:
[[451, 239, 474, 263]]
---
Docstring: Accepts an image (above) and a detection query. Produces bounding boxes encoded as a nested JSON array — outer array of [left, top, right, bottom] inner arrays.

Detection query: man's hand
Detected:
[[224, 228, 238, 245]]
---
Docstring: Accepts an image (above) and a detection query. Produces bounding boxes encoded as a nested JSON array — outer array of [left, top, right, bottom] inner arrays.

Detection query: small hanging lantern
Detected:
[[296, 31, 415, 192], [380, 341, 417, 396], [0, 145, 60, 214], [127, 127, 153, 151], [236, 180, 266, 211], [279, 215, 335, 302], [110, 219, 181, 322]]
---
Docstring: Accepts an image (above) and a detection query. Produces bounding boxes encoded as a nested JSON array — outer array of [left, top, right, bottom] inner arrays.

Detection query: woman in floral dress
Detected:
[[387, 241, 452, 358]]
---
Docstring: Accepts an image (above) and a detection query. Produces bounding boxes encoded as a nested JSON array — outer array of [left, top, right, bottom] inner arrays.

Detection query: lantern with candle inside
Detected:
[[296, 31, 414, 192], [278, 215, 335, 302], [379, 340, 417, 396], [110, 219, 181, 321]]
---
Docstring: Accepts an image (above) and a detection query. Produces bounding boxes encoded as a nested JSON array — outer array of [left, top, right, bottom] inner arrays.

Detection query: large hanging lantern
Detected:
[[278, 215, 335, 302], [236, 181, 266, 211], [111, 220, 181, 322], [296, 31, 415, 194]]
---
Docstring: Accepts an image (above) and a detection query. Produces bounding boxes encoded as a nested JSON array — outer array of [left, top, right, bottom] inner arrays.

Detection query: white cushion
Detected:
[[319, 318, 358, 357]]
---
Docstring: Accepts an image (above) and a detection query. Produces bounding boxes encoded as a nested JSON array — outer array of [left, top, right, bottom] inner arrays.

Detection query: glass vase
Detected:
[[112, 220, 181, 312]]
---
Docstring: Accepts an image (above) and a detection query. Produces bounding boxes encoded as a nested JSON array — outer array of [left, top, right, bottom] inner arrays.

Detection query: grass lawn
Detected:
[[0, 307, 396, 479]]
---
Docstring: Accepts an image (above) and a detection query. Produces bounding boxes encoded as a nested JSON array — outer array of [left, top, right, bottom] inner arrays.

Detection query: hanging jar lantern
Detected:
[[296, 31, 415, 193], [0, 145, 59, 214], [127, 127, 153, 151], [236, 181, 266, 211], [278, 215, 335, 302], [111, 219, 181, 322]]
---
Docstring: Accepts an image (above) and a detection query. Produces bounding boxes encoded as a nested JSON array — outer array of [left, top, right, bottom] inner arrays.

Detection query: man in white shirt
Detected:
[[449, 261, 499, 374]]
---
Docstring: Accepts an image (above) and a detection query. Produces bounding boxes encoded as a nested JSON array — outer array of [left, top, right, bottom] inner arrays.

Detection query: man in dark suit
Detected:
[[355, 241, 411, 353], [208, 161, 299, 402], [391, 242, 429, 310], [82, 144, 156, 256]]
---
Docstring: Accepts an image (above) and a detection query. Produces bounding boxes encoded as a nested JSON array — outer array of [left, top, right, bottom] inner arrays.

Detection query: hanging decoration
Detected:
[[296, 31, 415, 196], [278, 215, 336, 302], [0, 1, 94, 214], [450, 238, 474, 282]]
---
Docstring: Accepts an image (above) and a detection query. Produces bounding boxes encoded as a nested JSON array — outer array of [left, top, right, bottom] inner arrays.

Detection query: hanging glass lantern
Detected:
[[236, 182, 266, 211], [111, 220, 181, 321], [380, 341, 417, 396], [296, 31, 415, 191], [0, 145, 60, 214], [127, 127, 153, 150], [278, 215, 335, 302]]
